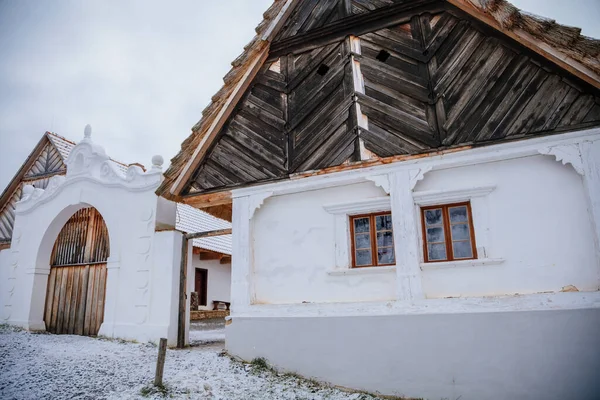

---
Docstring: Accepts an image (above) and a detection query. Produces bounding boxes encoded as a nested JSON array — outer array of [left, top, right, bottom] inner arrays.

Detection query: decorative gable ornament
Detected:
[[17, 125, 165, 214]]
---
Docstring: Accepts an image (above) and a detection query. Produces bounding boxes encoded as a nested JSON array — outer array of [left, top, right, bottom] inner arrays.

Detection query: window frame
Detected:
[[420, 201, 478, 263], [349, 211, 395, 268]]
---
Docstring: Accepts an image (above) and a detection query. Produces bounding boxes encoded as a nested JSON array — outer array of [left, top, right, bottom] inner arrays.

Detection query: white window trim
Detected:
[[323, 196, 391, 271], [327, 265, 396, 276], [420, 258, 505, 271], [413, 185, 497, 265]]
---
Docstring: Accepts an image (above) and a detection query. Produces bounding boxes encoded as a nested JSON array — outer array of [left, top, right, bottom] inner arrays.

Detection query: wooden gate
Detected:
[[44, 208, 109, 336]]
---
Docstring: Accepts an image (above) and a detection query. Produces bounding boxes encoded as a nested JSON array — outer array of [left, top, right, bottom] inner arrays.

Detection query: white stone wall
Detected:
[[0, 248, 10, 316], [241, 130, 600, 306], [417, 155, 597, 298], [254, 182, 394, 304], [191, 256, 232, 310], [251, 155, 598, 303]]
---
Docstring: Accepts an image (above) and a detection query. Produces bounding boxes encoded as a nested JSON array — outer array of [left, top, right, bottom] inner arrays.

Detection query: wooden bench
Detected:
[[213, 300, 231, 311]]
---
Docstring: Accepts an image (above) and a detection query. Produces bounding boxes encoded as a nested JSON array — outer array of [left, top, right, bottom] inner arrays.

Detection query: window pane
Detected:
[[354, 217, 370, 233], [451, 224, 470, 241], [377, 231, 394, 247], [355, 233, 371, 249], [355, 249, 372, 266], [428, 243, 447, 261], [453, 241, 473, 259], [449, 206, 468, 223], [425, 209, 443, 226], [378, 247, 395, 264], [426, 227, 445, 243], [375, 214, 393, 231]]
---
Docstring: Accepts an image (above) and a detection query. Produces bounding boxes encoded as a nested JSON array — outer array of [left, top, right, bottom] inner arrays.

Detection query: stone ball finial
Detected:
[[84, 124, 92, 138], [152, 155, 164, 168], [22, 185, 34, 198]]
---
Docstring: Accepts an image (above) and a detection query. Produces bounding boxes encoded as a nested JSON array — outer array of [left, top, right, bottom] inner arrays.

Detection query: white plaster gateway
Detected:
[[0, 127, 185, 346]]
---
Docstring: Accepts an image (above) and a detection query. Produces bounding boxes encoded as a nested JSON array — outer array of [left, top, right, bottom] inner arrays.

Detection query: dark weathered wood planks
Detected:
[[44, 207, 109, 336], [182, 1, 600, 197]]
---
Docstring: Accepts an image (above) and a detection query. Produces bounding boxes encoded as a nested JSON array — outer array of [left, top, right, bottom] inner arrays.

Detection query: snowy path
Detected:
[[0, 326, 382, 400]]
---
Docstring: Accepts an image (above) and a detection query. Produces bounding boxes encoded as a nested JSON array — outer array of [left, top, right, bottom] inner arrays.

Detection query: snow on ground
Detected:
[[0, 325, 385, 400], [189, 328, 225, 345], [189, 320, 225, 345]]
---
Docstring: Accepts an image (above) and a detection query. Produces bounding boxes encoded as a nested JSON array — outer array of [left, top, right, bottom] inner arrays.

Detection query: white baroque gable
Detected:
[[16, 125, 164, 214]]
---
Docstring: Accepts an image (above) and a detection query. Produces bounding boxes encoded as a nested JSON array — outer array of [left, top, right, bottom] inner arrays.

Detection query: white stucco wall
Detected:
[[251, 154, 598, 304], [415, 155, 597, 298], [0, 248, 10, 315], [191, 256, 231, 310], [254, 182, 394, 304]]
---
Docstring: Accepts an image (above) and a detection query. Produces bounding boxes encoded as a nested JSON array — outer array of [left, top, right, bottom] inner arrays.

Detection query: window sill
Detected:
[[420, 258, 505, 270], [327, 266, 397, 276]]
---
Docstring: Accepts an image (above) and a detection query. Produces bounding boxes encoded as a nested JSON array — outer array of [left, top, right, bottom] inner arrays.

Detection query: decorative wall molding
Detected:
[[366, 175, 390, 194], [413, 185, 497, 206], [249, 191, 274, 219], [538, 144, 584, 175], [409, 166, 433, 190], [323, 196, 391, 215], [16, 126, 164, 215]]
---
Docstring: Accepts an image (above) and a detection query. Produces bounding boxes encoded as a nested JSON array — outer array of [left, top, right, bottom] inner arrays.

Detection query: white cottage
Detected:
[[0, 128, 232, 346], [158, 0, 600, 399]]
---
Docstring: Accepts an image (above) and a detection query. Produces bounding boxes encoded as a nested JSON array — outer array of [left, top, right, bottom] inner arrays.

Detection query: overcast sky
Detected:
[[0, 0, 599, 191]]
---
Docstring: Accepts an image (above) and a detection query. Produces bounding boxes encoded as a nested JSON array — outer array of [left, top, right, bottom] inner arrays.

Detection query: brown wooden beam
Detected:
[[199, 251, 222, 261], [220, 255, 232, 265], [270, 0, 442, 57], [185, 228, 232, 241], [177, 236, 188, 348], [181, 190, 232, 208]]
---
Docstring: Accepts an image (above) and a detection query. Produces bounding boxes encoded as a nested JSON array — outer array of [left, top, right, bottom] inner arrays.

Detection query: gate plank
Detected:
[[83, 265, 96, 336], [62, 267, 74, 335], [50, 267, 62, 333], [95, 265, 107, 335], [44, 268, 56, 332], [68, 267, 80, 334], [56, 267, 68, 334], [77, 265, 90, 336]]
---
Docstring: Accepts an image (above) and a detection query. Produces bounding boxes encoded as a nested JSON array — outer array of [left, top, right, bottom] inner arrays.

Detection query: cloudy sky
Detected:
[[0, 0, 598, 191]]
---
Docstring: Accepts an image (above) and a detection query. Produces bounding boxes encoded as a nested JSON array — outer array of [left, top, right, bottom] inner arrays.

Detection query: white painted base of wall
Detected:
[[226, 307, 600, 400]]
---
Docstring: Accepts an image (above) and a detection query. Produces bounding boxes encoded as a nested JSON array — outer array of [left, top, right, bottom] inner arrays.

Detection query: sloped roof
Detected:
[[452, 0, 600, 75], [0, 131, 231, 254], [157, 0, 293, 201], [176, 204, 232, 255], [157, 0, 600, 203], [45, 132, 131, 174]]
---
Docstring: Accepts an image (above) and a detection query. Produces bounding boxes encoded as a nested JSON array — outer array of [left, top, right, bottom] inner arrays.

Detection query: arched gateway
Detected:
[[44, 207, 109, 336]]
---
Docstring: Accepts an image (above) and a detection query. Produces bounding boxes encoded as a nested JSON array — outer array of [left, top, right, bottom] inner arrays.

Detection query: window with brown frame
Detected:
[[421, 202, 477, 263], [350, 212, 395, 268]]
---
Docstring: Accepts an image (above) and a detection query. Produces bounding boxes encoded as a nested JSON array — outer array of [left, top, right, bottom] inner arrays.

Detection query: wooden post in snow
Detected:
[[154, 338, 167, 387]]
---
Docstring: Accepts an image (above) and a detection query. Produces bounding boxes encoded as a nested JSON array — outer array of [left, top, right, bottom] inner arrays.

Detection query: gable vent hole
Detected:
[[317, 64, 330, 76], [376, 50, 391, 63]]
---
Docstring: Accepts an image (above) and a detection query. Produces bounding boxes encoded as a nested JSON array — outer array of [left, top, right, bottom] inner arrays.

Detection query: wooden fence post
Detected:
[[154, 338, 167, 387]]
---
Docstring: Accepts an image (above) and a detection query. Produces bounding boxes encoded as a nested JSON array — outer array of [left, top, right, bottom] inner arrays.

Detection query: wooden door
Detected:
[[195, 268, 208, 307], [44, 208, 109, 336]]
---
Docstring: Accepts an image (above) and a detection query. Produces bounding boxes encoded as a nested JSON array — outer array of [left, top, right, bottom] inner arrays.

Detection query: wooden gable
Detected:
[[182, 0, 600, 197], [0, 135, 67, 245]]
